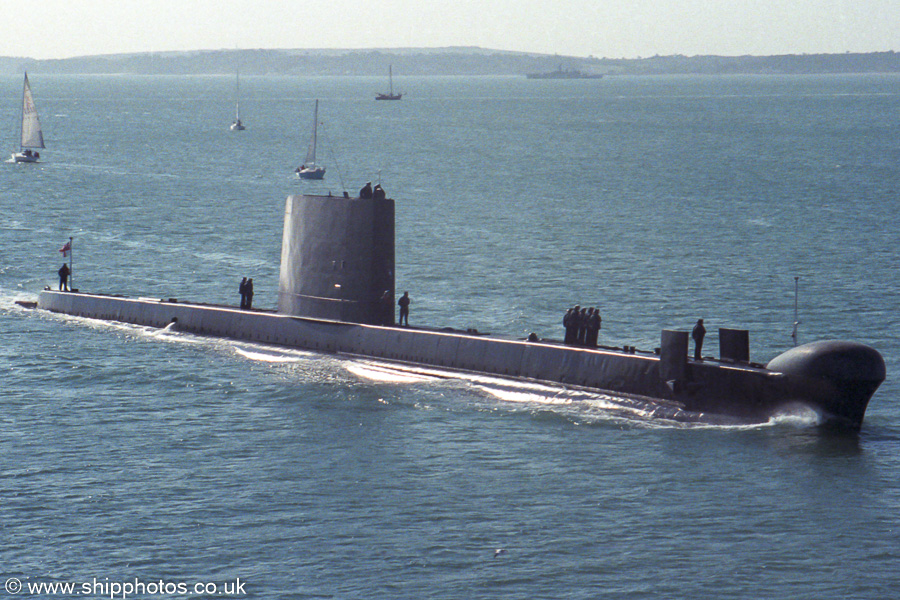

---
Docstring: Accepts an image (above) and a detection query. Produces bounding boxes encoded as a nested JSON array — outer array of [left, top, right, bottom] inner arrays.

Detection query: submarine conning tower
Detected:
[[278, 194, 395, 325]]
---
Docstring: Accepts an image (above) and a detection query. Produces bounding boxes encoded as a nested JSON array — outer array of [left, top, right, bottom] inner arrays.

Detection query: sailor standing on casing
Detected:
[[398, 291, 410, 326], [692, 318, 706, 360], [566, 305, 581, 344], [563, 306, 576, 344], [584, 308, 594, 346], [245, 278, 254, 310], [576, 307, 589, 346], [239, 277, 247, 309], [587, 307, 601, 347], [58, 263, 70, 292]]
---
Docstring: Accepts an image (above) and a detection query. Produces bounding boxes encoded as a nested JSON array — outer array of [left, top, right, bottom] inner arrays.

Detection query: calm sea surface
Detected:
[[2, 73, 900, 599]]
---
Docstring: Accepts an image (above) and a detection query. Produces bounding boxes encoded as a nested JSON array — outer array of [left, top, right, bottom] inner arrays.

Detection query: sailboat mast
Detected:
[[68, 237, 74, 290], [235, 71, 241, 120], [312, 100, 318, 163], [19, 73, 27, 150], [303, 100, 319, 165], [389, 66, 393, 95]]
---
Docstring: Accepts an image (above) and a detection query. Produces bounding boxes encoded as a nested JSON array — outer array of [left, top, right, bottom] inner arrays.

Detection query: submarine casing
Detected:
[[33, 290, 883, 427]]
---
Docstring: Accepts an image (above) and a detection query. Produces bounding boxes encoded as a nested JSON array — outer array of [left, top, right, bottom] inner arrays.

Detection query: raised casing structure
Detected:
[[278, 194, 394, 325]]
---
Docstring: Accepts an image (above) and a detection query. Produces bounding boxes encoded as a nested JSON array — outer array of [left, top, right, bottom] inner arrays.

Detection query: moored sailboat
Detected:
[[295, 100, 325, 180], [10, 72, 45, 163], [375, 66, 402, 101]]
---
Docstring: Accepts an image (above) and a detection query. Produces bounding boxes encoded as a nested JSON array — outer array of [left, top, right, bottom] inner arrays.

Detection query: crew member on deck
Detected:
[[577, 307, 588, 346], [360, 182, 373, 199], [587, 307, 601, 347], [398, 291, 410, 326], [373, 184, 386, 201], [380, 290, 393, 325], [245, 278, 254, 310], [563, 306, 577, 344], [692, 318, 706, 360], [58, 263, 70, 292], [239, 277, 248, 309]]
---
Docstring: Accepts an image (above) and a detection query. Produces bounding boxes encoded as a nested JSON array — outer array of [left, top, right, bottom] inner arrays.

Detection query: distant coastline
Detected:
[[1, 47, 899, 77]]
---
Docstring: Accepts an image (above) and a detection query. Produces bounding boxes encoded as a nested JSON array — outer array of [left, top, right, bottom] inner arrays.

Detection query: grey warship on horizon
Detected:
[[33, 193, 885, 429], [526, 66, 604, 79]]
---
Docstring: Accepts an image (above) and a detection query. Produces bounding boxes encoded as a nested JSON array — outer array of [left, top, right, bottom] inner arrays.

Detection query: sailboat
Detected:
[[295, 100, 325, 180], [375, 66, 402, 101], [11, 72, 45, 163], [229, 70, 245, 131]]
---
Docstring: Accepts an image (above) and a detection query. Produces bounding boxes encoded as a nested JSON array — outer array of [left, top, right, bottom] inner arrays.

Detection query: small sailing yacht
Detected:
[[295, 100, 325, 180], [11, 72, 45, 163], [375, 66, 402, 101], [230, 70, 245, 131]]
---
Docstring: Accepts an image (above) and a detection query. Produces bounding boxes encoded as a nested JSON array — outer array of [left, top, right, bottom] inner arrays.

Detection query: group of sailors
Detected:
[[359, 182, 386, 201], [563, 305, 601, 347]]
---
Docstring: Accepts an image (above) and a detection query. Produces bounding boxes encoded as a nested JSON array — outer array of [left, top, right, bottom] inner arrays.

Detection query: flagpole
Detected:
[[69, 237, 73, 291]]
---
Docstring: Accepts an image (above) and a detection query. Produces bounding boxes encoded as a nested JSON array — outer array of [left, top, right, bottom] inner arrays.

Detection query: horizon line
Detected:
[[2, 46, 898, 63]]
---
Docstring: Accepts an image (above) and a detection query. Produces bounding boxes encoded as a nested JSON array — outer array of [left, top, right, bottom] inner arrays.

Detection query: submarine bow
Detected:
[[766, 340, 886, 428]]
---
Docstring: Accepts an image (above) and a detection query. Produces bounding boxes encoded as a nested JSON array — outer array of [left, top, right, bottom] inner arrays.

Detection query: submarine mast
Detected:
[[792, 276, 800, 346]]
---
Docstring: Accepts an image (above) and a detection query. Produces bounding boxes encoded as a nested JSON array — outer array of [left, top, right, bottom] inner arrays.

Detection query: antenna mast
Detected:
[[791, 276, 800, 346]]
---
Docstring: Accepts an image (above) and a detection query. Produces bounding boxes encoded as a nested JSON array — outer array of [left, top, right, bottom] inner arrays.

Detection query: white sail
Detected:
[[21, 73, 45, 150], [304, 100, 319, 165]]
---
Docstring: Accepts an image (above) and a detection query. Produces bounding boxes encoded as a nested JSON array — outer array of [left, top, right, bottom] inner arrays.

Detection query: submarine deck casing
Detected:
[[34, 290, 883, 427], [32, 290, 769, 412], [32, 194, 885, 427]]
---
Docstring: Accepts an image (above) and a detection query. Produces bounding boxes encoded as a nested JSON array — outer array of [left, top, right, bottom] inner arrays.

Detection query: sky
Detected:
[[2, 0, 899, 60]]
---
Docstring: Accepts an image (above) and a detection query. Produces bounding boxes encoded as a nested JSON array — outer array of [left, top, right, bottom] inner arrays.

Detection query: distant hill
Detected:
[[610, 51, 900, 75], [2, 47, 899, 77]]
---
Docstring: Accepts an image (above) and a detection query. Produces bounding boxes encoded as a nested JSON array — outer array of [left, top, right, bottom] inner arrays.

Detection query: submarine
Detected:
[[33, 193, 885, 429]]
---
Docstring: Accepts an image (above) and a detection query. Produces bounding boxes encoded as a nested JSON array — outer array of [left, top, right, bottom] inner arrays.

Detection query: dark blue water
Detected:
[[2, 73, 900, 599]]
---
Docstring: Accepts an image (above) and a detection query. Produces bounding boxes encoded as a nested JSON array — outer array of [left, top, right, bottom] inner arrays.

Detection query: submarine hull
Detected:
[[31, 194, 884, 428], [35, 291, 884, 428]]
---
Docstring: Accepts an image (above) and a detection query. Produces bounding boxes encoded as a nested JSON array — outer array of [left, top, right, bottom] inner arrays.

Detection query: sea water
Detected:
[[1, 73, 899, 599]]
